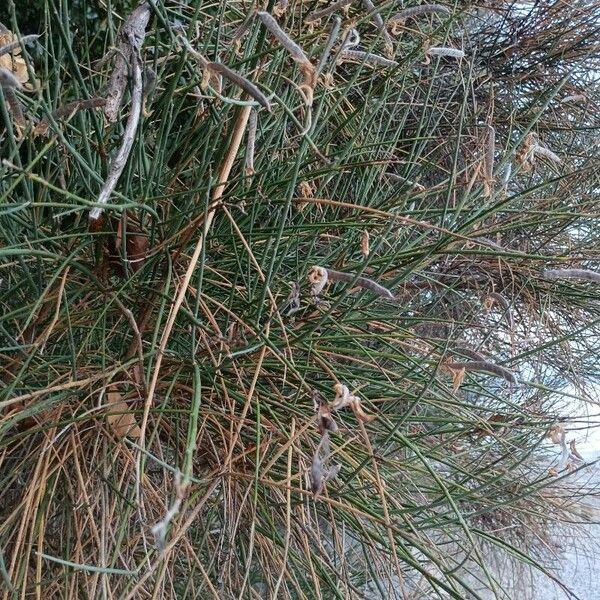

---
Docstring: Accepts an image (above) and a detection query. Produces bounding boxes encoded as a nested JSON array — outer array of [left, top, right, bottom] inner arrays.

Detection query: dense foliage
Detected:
[[1, 1, 600, 598]]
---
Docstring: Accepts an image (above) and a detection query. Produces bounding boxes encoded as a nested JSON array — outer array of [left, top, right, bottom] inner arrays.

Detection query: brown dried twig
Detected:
[[34, 97, 106, 136]]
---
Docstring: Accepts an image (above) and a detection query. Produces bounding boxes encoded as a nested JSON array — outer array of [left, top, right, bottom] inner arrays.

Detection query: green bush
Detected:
[[1, 1, 599, 598]]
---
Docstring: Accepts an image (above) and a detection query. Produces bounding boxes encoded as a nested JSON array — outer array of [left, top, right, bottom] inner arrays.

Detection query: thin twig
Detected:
[[35, 98, 106, 135], [360, 0, 394, 56], [317, 15, 342, 75]]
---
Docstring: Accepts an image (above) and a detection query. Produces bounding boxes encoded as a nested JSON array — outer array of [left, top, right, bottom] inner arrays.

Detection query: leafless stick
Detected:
[[104, 1, 151, 122], [306, 0, 354, 23], [340, 49, 398, 68], [258, 11, 310, 63], [245, 109, 257, 176], [317, 15, 342, 75], [90, 41, 143, 220], [207, 62, 271, 110], [447, 361, 516, 384], [0, 34, 40, 58], [360, 0, 394, 55], [544, 268, 600, 283]]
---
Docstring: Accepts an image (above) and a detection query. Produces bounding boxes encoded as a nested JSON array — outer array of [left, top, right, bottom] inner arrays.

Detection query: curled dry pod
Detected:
[[427, 46, 465, 59], [448, 361, 517, 384], [544, 269, 600, 283], [339, 49, 398, 68], [257, 11, 316, 105], [207, 62, 271, 111], [391, 4, 451, 25], [306, 0, 353, 23]]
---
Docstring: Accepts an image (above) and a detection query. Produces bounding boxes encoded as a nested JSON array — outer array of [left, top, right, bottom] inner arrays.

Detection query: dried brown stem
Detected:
[[35, 97, 106, 135]]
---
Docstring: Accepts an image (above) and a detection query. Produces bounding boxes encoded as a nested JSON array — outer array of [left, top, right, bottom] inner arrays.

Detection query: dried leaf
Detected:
[[126, 233, 148, 273], [570, 439, 584, 461], [106, 387, 141, 439], [351, 400, 376, 423], [318, 402, 338, 434], [548, 424, 564, 445], [361, 230, 370, 258], [442, 361, 466, 391], [0, 29, 38, 90]]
